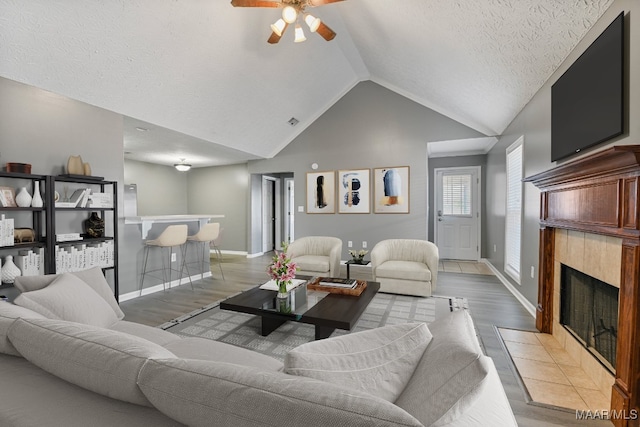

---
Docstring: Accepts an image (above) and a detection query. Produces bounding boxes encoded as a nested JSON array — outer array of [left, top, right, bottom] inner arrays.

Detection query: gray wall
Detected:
[[187, 163, 249, 252], [484, 0, 639, 306], [0, 77, 124, 292], [124, 159, 188, 216], [427, 155, 487, 256], [248, 81, 484, 258]]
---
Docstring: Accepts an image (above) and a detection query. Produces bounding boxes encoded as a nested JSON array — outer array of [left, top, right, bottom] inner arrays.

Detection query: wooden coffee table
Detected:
[[220, 278, 380, 340]]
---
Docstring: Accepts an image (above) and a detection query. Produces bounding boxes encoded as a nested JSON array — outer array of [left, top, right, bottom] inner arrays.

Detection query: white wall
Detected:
[[124, 159, 188, 215]]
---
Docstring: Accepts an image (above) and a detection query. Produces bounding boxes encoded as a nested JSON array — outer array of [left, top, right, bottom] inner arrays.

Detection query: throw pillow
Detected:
[[13, 267, 124, 320], [284, 322, 432, 402], [72, 267, 125, 320], [0, 301, 45, 356], [8, 318, 176, 406], [14, 273, 118, 328]]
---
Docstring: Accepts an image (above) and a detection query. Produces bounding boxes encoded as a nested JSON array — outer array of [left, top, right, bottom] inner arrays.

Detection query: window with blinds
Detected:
[[442, 174, 472, 216], [505, 138, 523, 283]]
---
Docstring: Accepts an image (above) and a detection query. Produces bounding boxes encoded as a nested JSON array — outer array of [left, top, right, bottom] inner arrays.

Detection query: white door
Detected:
[[434, 167, 480, 260]]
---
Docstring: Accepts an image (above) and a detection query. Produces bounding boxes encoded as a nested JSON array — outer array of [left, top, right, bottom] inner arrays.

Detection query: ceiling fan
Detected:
[[230, 0, 343, 44]]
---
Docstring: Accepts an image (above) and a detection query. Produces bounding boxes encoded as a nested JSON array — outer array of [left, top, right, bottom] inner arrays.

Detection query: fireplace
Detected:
[[560, 264, 619, 372], [525, 146, 640, 427]]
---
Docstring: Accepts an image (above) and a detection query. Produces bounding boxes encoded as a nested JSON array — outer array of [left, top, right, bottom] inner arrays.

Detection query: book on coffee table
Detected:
[[317, 278, 358, 289]]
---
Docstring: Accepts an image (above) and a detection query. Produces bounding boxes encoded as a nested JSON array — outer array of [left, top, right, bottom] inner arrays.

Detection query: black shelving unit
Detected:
[[0, 173, 120, 301], [0, 171, 48, 269], [47, 175, 119, 300]]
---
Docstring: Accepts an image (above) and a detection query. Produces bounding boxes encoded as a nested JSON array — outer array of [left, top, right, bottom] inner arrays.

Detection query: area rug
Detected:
[[163, 291, 468, 361]]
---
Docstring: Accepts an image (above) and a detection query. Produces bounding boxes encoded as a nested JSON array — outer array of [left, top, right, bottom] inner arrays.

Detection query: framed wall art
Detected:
[[0, 186, 16, 208], [306, 171, 336, 214], [338, 169, 370, 214], [373, 166, 410, 213]]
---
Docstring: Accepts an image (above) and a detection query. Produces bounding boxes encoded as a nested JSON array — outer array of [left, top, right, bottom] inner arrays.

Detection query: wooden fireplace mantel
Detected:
[[525, 145, 640, 427]]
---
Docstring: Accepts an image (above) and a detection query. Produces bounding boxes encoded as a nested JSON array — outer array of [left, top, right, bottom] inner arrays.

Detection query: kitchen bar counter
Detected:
[[125, 215, 224, 238]]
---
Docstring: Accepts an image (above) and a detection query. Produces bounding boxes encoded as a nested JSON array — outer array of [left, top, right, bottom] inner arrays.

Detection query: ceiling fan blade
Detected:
[[316, 22, 336, 41], [308, 0, 344, 6], [267, 32, 282, 44], [267, 23, 288, 44], [231, 0, 280, 8]]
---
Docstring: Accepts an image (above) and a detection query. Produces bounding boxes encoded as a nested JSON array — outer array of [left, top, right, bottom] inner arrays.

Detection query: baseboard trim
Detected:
[[246, 251, 265, 258], [119, 271, 212, 302], [213, 249, 248, 256], [481, 259, 536, 318]]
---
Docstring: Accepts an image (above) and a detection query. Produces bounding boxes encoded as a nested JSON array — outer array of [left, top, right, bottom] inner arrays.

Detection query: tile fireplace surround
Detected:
[[526, 146, 640, 427]]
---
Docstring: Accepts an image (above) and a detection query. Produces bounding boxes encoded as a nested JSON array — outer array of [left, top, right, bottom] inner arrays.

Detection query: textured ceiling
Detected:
[[0, 0, 613, 167]]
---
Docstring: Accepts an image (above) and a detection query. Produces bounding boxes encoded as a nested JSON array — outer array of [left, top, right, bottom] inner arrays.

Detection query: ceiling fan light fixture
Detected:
[[294, 24, 306, 42], [282, 6, 297, 24], [304, 14, 321, 32], [270, 18, 286, 36]]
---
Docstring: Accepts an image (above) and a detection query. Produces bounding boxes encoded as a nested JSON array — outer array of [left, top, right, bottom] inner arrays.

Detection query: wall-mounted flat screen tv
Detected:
[[551, 12, 624, 162]]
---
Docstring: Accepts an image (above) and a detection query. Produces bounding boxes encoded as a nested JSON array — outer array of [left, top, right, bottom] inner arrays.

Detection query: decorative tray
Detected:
[[307, 277, 368, 296]]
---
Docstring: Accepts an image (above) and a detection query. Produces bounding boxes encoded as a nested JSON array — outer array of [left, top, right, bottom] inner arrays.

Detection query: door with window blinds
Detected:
[[435, 167, 480, 260], [505, 141, 523, 282]]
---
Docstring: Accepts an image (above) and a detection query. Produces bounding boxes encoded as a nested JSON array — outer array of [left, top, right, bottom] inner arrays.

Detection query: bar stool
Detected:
[[139, 224, 193, 295], [187, 222, 225, 281]]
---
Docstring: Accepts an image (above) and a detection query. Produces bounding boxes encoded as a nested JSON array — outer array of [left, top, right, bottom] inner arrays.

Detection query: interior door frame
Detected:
[[433, 166, 482, 261], [283, 177, 294, 244], [262, 176, 281, 252]]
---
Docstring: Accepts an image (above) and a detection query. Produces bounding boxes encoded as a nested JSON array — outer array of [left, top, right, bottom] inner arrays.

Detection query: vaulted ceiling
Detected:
[[0, 0, 613, 167]]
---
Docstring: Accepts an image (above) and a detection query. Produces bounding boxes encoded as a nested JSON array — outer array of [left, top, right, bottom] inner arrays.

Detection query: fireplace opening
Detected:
[[560, 264, 619, 373]]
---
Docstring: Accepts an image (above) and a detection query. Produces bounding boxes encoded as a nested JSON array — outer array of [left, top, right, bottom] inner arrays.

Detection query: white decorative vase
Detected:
[[31, 181, 43, 208], [1, 255, 21, 284], [15, 187, 32, 208]]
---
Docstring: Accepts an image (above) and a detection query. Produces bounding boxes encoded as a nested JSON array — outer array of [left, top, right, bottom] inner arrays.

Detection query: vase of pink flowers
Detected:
[[267, 242, 298, 298]]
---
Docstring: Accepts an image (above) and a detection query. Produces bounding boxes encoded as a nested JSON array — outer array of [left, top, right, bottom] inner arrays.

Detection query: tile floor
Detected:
[[499, 328, 611, 411], [438, 260, 494, 275]]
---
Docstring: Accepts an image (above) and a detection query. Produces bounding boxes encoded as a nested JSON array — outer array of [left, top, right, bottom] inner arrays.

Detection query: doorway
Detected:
[[284, 178, 295, 243], [262, 176, 281, 252], [434, 166, 481, 261]]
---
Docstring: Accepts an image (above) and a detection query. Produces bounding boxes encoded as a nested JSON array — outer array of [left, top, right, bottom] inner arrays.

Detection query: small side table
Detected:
[[346, 259, 370, 279]]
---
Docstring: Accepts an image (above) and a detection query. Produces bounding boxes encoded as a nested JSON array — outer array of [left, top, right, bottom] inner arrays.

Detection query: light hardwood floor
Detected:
[[120, 254, 610, 427]]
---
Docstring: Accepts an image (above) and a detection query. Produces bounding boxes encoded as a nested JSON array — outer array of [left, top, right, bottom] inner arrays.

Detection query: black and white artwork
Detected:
[[338, 169, 370, 214], [306, 171, 335, 214], [374, 166, 410, 213]]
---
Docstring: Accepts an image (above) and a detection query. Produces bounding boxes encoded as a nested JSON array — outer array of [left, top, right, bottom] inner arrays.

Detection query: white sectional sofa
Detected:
[[0, 268, 517, 426]]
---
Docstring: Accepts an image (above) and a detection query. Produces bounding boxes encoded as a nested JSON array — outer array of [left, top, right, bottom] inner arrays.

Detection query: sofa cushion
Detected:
[[137, 358, 423, 427], [8, 318, 176, 407], [0, 353, 182, 427], [291, 255, 330, 273], [376, 260, 432, 282], [163, 337, 283, 370], [395, 310, 490, 426], [13, 273, 118, 328], [284, 323, 432, 402], [0, 301, 45, 356], [109, 320, 182, 346], [14, 267, 124, 320]]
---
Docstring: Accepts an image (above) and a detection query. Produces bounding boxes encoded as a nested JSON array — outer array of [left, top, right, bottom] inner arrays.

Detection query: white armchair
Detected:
[[286, 236, 342, 278], [370, 239, 439, 297]]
